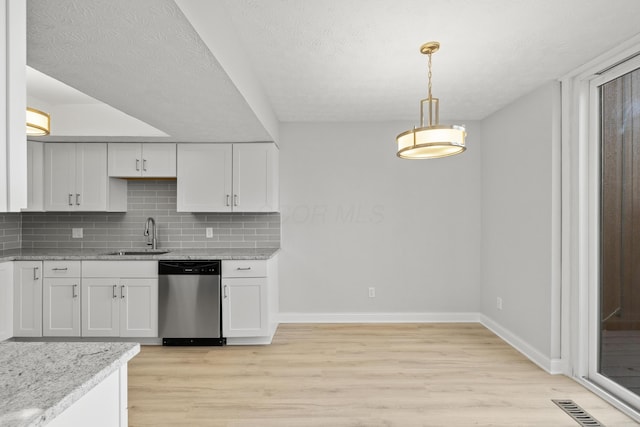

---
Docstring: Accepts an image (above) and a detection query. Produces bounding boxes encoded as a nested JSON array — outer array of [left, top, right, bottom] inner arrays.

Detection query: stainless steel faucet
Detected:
[[144, 217, 157, 250]]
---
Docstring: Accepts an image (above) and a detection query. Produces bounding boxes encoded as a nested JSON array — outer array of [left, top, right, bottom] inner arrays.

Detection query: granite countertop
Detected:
[[0, 341, 139, 427], [0, 247, 279, 261]]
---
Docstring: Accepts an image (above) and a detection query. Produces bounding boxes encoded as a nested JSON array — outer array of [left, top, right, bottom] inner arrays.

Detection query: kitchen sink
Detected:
[[106, 250, 170, 256]]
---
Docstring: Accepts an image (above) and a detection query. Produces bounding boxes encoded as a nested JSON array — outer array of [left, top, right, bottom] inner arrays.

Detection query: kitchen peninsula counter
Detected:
[[0, 341, 139, 427]]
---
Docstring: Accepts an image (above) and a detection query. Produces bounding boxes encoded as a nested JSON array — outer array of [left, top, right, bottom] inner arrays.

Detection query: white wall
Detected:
[[480, 81, 561, 359], [279, 121, 481, 317]]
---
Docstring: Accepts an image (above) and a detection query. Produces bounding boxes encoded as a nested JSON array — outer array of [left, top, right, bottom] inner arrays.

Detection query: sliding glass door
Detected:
[[596, 62, 640, 404]]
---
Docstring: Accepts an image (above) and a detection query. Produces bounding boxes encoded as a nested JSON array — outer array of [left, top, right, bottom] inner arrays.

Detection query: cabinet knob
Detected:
[[121, 285, 125, 299], [73, 284, 78, 298], [143, 159, 147, 172], [68, 194, 73, 206], [113, 285, 118, 299], [136, 159, 140, 171]]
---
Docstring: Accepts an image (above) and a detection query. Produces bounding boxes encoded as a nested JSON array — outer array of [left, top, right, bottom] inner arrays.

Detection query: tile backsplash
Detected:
[[0, 213, 21, 251], [21, 180, 280, 250]]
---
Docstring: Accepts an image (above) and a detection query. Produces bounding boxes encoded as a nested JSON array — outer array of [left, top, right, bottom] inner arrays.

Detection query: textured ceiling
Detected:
[[221, 0, 640, 122], [26, 0, 640, 140], [27, 0, 272, 142]]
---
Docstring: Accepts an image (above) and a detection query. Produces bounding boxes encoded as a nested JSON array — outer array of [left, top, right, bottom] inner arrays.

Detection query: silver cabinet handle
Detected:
[[223, 285, 228, 298], [121, 285, 125, 299], [68, 194, 73, 206], [234, 194, 239, 206], [226, 194, 230, 206], [136, 159, 140, 171], [113, 285, 117, 299], [143, 159, 147, 171], [237, 267, 251, 271], [52, 267, 68, 271], [33, 267, 39, 280], [76, 193, 80, 205], [73, 284, 78, 298]]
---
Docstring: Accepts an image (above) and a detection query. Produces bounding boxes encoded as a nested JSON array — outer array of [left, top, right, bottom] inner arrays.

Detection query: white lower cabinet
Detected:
[[222, 277, 268, 337], [43, 278, 81, 337], [82, 261, 158, 338], [0, 262, 14, 341], [13, 261, 43, 337], [43, 261, 81, 337], [222, 256, 278, 341]]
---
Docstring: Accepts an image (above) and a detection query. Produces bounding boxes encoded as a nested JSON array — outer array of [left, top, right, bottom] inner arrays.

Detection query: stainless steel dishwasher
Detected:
[[158, 260, 225, 345]]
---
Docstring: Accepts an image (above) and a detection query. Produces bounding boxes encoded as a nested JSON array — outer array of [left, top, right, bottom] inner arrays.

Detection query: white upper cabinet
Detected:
[[44, 143, 127, 212], [177, 143, 278, 213], [108, 143, 176, 178], [233, 143, 279, 212], [177, 144, 232, 212]]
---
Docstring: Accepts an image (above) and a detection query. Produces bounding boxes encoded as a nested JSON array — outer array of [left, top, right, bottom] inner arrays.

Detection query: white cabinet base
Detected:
[[226, 322, 279, 345]]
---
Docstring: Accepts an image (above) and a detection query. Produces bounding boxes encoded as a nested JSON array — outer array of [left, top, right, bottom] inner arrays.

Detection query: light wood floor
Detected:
[[128, 323, 639, 426]]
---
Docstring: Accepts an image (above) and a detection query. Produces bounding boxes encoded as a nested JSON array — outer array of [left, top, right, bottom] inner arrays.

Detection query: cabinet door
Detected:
[[222, 277, 268, 337], [75, 143, 109, 211], [233, 143, 279, 212], [43, 278, 80, 337], [141, 144, 176, 177], [82, 278, 119, 337], [25, 141, 44, 211], [177, 144, 232, 212], [108, 143, 141, 177], [13, 261, 42, 337], [44, 143, 76, 211], [0, 262, 14, 341], [119, 278, 158, 337]]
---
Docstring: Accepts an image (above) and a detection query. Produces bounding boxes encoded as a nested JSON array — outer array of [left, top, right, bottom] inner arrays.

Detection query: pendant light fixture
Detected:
[[396, 42, 466, 159], [26, 107, 50, 136]]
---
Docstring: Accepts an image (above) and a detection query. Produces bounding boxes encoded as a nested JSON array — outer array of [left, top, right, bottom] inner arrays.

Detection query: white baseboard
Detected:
[[278, 312, 481, 323], [479, 314, 564, 375]]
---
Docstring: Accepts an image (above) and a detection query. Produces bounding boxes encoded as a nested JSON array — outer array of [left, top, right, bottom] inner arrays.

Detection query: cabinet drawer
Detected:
[[82, 261, 157, 278], [43, 261, 81, 277], [222, 260, 266, 278]]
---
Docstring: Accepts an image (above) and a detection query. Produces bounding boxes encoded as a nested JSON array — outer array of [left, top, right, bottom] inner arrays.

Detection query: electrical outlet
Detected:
[[368, 287, 375, 298], [206, 227, 213, 238], [497, 297, 503, 310], [72, 228, 83, 239]]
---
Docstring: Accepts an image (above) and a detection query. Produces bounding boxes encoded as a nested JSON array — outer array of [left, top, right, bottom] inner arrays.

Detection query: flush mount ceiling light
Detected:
[[26, 107, 50, 136], [396, 41, 466, 159]]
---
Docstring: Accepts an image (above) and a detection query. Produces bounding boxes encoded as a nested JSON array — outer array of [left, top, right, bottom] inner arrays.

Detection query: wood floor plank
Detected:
[[128, 323, 639, 426]]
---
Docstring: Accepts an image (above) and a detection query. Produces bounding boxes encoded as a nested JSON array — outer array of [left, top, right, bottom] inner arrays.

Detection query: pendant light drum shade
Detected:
[[397, 124, 466, 159], [26, 107, 50, 136]]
